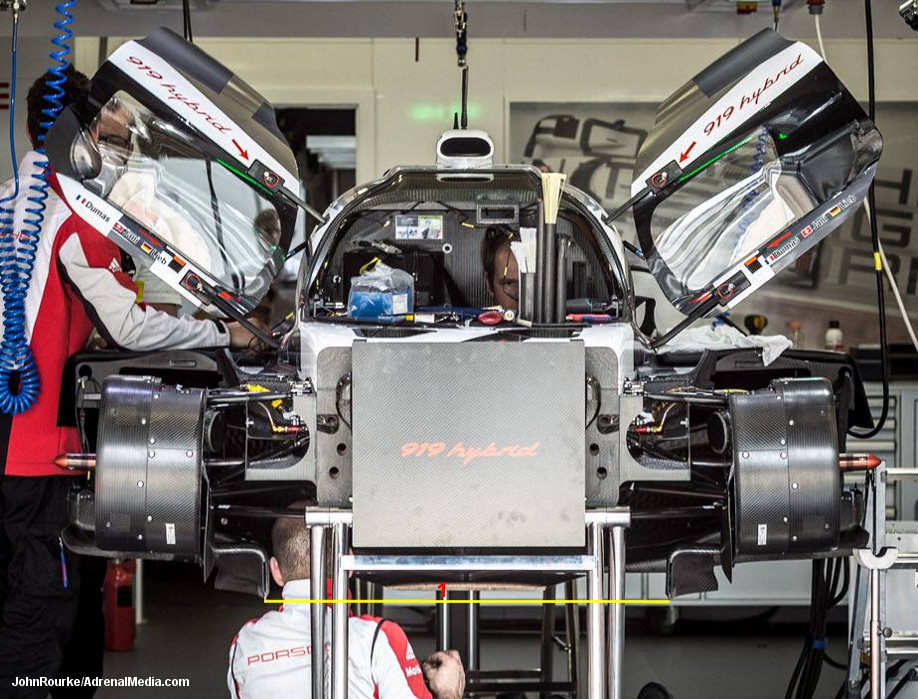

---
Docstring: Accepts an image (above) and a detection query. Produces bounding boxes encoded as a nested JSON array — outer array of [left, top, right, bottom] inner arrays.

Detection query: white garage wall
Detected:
[[65, 36, 918, 188]]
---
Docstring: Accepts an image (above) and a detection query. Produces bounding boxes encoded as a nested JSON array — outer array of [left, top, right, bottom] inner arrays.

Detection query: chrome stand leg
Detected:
[[437, 589, 450, 651], [467, 591, 480, 671], [607, 526, 625, 699], [564, 580, 581, 698], [540, 585, 556, 699], [370, 582, 384, 618], [586, 521, 606, 699], [870, 567, 885, 699], [310, 524, 327, 699], [845, 564, 868, 699], [331, 521, 349, 699]]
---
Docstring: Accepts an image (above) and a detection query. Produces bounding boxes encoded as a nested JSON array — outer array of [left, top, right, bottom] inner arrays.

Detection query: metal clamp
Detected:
[[853, 546, 899, 571]]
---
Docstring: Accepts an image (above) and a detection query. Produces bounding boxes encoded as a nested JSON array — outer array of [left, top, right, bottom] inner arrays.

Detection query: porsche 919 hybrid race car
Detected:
[[46, 27, 881, 603]]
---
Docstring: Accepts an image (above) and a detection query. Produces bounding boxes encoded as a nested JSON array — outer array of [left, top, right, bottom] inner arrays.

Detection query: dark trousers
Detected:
[[52, 555, 106, 699], [0, 474, 80, 698]]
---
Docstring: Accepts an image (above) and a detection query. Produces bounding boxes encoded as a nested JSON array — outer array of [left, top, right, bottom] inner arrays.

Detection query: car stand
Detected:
[[846, 464, 918, 699], [306, 509, 630, 699]]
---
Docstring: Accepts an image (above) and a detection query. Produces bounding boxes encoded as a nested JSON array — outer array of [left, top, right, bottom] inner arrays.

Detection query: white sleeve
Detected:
[[228, 631, 247, 698], [58, 231, 230, 351]]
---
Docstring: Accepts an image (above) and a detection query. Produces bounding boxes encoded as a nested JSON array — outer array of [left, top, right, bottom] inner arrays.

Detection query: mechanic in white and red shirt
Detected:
[[0, 67, 264, 698], [228, 505, 466, 699]]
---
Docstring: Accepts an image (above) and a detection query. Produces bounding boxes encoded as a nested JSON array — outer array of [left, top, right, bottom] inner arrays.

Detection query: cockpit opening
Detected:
[[302, 169, 627, 326]]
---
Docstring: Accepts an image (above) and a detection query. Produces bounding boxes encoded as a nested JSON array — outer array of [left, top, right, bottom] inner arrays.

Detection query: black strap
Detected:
[[369, 618, 389, 689], [634, 296, 657, 337], [370, 618, 387, 661]]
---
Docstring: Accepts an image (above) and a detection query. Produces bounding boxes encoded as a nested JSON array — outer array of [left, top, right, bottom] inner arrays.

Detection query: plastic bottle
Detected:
[[787, 320, 804, 349], [825, 320, 844, 352]]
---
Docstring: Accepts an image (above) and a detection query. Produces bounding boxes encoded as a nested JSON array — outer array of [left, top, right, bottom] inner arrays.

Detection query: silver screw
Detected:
[[137, 480, 144, 488], [220, 518, 228, 526], [788, 419, 795, 426], [792, 482, 799, 490], [186, 450, 194, 458], [148, 450, 155, 458], [824, 523, 831, 530], [137, 534, 143, 541], [140, 418, 147, 425], [780, 438, 786, 446], [147, 515, 153, 522], [792, 535, 798, 542], [783, 517, 788, 523], [105, 521, 112, 529], [149, 437, 156, 445], [742, 451, 749, 459], [776, 395, 782, 401], [153, 393, 159, 399], [780, 452, 787, 460]]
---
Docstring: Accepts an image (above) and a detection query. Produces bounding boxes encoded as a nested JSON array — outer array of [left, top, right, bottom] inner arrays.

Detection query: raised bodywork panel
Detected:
[[352, 342, 585, 548]]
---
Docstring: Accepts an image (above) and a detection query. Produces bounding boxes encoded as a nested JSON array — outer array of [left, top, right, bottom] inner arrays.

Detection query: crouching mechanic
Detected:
[[0, 68, 264, 696], [228, 510, 466, 699]]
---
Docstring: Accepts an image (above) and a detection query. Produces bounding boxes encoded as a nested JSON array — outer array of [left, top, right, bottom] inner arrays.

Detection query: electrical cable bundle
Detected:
[[183, 0, 194, 43], [785, 558, 849, 699], [849, 0, 890, 440]]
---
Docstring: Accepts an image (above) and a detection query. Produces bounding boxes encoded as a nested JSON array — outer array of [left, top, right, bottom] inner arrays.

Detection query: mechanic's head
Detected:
[[481, 225, 520, 312], [270, 501, 313, 586], [26, 66, 89, 148], [255, 208, 282, 245], [91, 97, 135, 165], [79, 97, 137, 199]]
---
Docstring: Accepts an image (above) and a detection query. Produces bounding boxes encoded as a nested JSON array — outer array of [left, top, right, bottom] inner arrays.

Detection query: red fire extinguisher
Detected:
[[104, 559, 136, 651]]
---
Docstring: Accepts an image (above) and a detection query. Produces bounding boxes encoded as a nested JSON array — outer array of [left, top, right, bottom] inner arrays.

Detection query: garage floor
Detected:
[[94, 563, 855, 699]]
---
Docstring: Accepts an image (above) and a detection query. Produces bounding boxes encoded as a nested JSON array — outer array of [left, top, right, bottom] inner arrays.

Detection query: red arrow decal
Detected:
[[232, 139, 249, 161], [768, 231, 793, 249], [679, 141, 696, 163]]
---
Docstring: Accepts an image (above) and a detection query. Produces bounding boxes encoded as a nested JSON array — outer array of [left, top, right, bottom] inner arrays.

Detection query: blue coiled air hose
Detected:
[[0, 1, 77, 415]]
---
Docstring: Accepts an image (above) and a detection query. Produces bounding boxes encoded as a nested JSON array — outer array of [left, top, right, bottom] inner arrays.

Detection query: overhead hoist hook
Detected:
[[454, 0, 468, 67]]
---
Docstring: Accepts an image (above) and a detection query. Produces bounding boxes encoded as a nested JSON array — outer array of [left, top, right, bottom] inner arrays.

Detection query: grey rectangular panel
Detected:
[[352, 342, 585, 548]]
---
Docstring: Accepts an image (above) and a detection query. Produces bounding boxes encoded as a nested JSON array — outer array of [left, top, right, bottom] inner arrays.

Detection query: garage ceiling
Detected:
[[5, 0, 911, 39]]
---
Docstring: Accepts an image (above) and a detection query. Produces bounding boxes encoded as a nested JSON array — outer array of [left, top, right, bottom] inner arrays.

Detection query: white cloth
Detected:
[[228, 579, 432, 699], [657, 323, 792, 366]]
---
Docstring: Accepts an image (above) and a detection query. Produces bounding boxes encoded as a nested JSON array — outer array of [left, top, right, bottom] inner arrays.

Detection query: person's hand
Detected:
[[422, 650, 465, 699], [225, 318, 270, 350]]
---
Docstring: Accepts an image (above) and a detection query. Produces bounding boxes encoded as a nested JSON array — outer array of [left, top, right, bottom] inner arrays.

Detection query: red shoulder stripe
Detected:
[[377, 621, 432, 699]]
